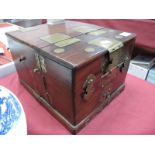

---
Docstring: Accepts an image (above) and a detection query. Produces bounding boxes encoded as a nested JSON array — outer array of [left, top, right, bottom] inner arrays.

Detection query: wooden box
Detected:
[[6, 20, 136, 134]]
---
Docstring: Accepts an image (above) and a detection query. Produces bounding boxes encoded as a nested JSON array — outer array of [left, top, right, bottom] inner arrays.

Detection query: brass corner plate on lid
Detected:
[[88, 38, 123, 53]]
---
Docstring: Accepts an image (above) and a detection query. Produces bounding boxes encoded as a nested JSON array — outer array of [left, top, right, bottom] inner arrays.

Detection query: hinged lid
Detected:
[[6, 20, 136, 69], [6, 20, 102, 49]]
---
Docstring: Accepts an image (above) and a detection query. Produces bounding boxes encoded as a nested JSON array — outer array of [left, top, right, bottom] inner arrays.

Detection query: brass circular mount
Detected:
[[85, 47, 95, 52], [54, 48, 65, 53]]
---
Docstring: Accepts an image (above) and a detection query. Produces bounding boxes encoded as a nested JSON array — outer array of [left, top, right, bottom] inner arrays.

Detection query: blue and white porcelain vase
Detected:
[[0, 86, 27, 135]]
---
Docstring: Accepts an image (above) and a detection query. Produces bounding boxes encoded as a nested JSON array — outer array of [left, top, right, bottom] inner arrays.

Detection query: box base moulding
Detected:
[[21, 80, 125, 134]]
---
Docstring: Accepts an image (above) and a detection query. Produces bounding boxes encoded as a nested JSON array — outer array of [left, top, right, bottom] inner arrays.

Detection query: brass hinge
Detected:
[[34, 54, 47, 73]]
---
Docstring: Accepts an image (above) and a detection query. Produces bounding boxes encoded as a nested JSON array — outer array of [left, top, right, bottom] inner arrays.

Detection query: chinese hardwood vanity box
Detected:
[[6, 20, 136, 134]]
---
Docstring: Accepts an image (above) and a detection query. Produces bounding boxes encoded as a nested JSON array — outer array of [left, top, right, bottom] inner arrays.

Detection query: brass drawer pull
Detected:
[[82, 74, 96, 101]]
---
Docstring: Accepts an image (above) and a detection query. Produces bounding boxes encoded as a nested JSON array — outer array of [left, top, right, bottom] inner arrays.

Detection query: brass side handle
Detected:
[[82, 74, 96, 101]]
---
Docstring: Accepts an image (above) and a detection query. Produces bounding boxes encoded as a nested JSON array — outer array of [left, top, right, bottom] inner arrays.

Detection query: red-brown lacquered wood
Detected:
[[6, 20, 136, 69], [6, 20, 102, 48], [7, 37, 49, 102], [41, 27, 136, 69], [6, 20, 136, 134], [42, 57, 75, 123], [74, 56, 104, 123], [73, 38, 136, 124]]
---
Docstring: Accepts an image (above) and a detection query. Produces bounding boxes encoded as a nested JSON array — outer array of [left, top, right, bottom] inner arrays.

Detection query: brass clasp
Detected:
[[34, 53, 47, 73], [101, 54, 112, 74]]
